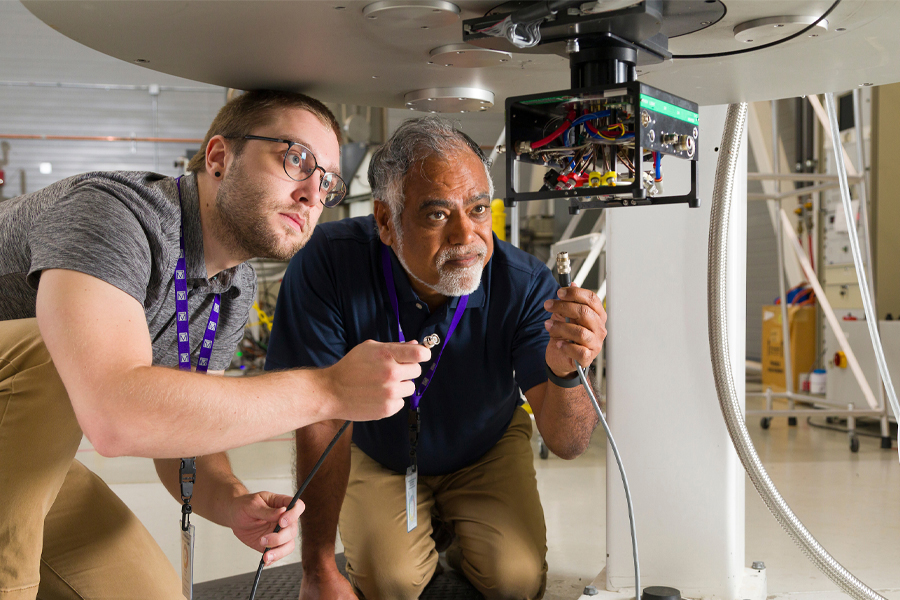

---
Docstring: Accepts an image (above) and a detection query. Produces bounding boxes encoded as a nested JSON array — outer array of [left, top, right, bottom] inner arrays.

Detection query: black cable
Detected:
[[671, 0, 841, 60], [248, 420, 351, 600]]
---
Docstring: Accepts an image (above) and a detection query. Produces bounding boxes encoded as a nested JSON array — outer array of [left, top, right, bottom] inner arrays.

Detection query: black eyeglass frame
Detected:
[[229, 134, 346, 207]]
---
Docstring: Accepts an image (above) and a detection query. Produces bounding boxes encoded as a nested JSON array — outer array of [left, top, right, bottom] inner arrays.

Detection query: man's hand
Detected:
[[543, 286, 607, 377], [300, 564, 357, 600], [321, 340, 430, 421], [227, 491, 303, 566]]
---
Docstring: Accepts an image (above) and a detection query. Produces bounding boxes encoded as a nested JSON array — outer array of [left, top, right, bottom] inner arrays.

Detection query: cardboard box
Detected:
[[761, 305, 817, 392]]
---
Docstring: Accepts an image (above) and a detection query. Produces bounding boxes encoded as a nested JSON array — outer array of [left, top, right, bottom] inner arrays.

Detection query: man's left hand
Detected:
[[543, 286, 607, 377], [228, 491, 303, 565]]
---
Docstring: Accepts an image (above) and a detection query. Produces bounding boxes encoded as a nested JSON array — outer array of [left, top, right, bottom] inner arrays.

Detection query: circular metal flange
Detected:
[[362, 0, 459, 29], [404, 87, 494, 113], [734, 15, 829, 44], [429, 43, 511, 68]]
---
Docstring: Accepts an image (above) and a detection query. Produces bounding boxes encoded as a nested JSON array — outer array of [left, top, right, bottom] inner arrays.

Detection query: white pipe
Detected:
[[807, 94, 858, 176], [823, 92, 900, 435], [778, 209, 879, 410]]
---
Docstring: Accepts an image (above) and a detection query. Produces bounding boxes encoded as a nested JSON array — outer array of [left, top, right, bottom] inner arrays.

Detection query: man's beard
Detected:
[[394, 223, 486, 298], [211, 165, 312, 263]]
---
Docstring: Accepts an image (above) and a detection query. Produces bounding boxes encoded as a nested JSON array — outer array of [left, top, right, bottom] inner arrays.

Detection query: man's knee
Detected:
[[350, 558, 434, 600], [467, 550, 546, 600]]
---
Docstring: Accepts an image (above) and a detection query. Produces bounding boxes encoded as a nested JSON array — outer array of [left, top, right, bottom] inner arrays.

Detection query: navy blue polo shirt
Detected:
[[265, 215, 558, 476]]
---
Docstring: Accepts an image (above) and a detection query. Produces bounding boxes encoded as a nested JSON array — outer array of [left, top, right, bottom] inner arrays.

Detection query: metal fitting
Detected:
[[752, 561, 766, 570], [566, 39, 580, 54], [556, 252, 571, 275], [640, 109, 651, 128], [423, 334, 441, 349]]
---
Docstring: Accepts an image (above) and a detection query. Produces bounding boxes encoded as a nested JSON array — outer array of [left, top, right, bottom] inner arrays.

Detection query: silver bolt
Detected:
[[567, 7, 581, 16], [566, 39, 580, 54], [583, 585, 599, 596], [752, 561, 766, 570]]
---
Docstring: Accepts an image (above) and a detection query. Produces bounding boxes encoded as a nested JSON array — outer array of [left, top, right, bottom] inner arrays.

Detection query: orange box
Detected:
[[761, 305, 817, 392]]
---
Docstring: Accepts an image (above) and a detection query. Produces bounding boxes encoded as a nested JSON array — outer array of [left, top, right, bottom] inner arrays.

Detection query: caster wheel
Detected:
[[850, 436, 860, 453], [539, 443, 549, 460], [760, 418, 771, 430], [788, 417, 798, 426]]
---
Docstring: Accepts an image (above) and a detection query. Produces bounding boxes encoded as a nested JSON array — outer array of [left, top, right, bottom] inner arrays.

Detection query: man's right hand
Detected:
[[300, 563, 357, 600], [321, 340, 430, 422]]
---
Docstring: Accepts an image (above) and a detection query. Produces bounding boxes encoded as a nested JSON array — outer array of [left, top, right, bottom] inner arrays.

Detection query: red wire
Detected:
[[531, 111, 576, 150]]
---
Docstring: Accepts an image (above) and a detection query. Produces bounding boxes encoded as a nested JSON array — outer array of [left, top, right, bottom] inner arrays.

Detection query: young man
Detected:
[[267, 117, 607, 600], [0, 90, 429, 599]]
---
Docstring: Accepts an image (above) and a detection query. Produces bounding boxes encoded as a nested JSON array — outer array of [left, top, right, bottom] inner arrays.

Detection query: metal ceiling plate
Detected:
[[429, 43, 511, 68], [733, 15, 830, 45], [361, 0, 460, 29], [20, 1, 900, 107], [403, 87, 494, 112]]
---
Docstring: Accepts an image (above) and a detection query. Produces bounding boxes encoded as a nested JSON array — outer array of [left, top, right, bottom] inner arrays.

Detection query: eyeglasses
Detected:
[[231, 134, 347, 207]]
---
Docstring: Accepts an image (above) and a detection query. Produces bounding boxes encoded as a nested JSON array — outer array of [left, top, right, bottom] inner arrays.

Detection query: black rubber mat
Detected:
[[194, 553, 483, 600]]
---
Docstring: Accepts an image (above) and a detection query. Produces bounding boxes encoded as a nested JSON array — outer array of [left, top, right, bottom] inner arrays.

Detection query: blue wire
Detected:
[[654, 152, 662, 180], [570, 110, 611, 127]]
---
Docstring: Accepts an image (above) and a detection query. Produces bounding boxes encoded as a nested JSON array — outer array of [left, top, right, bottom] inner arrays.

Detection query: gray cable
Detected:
[[707, 102, 885, 600], [577, 364, 641, 599]]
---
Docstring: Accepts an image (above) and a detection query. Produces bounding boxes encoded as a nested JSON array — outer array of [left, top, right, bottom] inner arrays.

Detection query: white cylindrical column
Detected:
[[604, 105, 747, 599]]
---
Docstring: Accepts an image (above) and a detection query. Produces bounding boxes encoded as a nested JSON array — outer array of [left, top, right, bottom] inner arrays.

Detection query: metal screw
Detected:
[[566, 39, 580, 54], [752, 561, 766, 570], [567, 7, 581, 16]]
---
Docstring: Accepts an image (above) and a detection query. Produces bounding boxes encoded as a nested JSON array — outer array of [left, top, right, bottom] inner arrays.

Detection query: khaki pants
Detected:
[[0, 318, 182, 599], [340, 407, 548, 600]]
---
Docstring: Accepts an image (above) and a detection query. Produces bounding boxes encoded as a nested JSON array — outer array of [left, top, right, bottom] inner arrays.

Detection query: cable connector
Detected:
[[556, 252, 572, 288]]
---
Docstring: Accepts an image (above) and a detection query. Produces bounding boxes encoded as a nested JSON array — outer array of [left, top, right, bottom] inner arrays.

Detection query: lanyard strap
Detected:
[[379, 244, 468, 410], [174, 176, 221, 530]]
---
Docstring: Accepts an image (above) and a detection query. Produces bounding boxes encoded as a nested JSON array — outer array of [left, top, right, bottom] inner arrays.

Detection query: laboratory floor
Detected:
[[80, 389, 900, 599]]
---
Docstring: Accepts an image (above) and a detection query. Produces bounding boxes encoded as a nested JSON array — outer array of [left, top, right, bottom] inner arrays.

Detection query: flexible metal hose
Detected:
[[707, 103, 885, 600]]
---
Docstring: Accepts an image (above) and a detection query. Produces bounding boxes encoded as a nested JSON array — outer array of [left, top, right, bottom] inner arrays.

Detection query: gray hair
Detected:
[[368, 116, 494, 227]]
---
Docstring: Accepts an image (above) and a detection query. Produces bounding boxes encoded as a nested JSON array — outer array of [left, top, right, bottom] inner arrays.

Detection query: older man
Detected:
[[0, 90, 428, 600], [266, 116, 606, 600]]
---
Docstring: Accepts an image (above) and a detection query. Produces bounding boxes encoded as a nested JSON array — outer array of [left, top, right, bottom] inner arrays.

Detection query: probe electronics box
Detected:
[[505, 81, 700, 210]]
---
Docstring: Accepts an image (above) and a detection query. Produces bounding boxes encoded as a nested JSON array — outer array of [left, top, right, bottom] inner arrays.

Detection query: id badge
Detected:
[[405, 465, 418, 532], [181, 524, 195, 599]]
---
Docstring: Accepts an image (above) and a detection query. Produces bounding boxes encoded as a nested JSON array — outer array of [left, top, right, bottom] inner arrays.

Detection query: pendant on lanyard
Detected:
[[380, 244, 468, 531], [174, 176, 221, 599]]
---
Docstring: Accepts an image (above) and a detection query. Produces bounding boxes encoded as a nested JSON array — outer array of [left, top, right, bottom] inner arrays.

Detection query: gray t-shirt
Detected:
[[0, 171, 255, 371]]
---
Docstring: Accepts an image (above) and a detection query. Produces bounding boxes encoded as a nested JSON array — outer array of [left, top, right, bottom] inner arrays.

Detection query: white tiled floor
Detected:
[[84, 391, 900, 599]]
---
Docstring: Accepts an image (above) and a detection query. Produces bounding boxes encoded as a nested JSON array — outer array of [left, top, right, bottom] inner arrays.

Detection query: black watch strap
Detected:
[[545, 362, 581, 388]]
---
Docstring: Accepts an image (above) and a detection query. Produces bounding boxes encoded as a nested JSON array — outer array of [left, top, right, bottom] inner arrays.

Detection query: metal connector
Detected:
[[556, 251, 571, 275]]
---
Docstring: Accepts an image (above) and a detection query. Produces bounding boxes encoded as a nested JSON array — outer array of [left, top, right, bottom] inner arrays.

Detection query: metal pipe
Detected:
[[708, 102, 886, 600], [772, 100, 794, 395]]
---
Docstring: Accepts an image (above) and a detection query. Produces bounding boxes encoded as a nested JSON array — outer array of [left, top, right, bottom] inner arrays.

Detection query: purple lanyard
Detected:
[[380, 243, 467, 409], [175, 176, 220, 373]]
